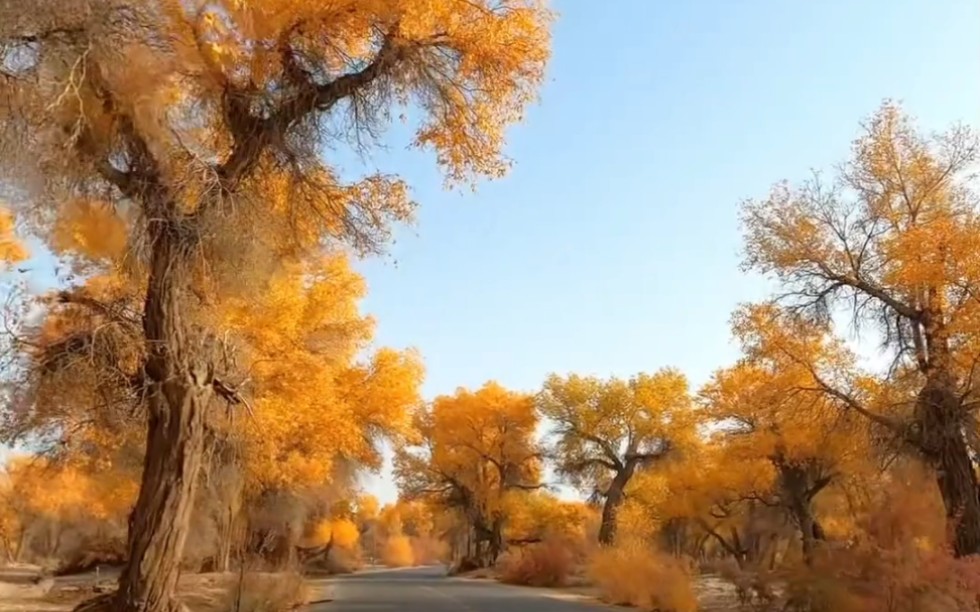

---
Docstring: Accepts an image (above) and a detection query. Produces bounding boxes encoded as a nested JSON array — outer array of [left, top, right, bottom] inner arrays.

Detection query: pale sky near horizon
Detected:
[[2, 1, 979, 507], [353, 0, 980, 503]]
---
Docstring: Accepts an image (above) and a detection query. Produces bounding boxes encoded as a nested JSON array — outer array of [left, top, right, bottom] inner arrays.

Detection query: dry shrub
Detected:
[[448, 555, 483, 575], [706, 556, 778, 609], [782, 540, 980, 612], [498, 539, 573, 587], [217, 572, 309, 612], [780, 469, 980, 612], [410, 536, 448, 565], [306, 545, 363, 575], [589, 541, 698, 612], [326, 545, 363, 574], [381, 535, 415, 567]]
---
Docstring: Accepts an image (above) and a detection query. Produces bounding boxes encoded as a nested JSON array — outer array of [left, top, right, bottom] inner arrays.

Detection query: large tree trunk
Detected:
[[918, 380, 980, 557], [776, 462, 827, 565], [488, 517, 504, 564], [598, 469, 632, 545], [109, 227, 211, 612]]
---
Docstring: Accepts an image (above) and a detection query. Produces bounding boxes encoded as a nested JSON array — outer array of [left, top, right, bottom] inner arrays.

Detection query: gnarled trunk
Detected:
[[775, 461, 828, 565], [917, 380, 980, 557], [111, 226, 212, 612], [598, 467, 633, 545], [488, 517, 504, 564]]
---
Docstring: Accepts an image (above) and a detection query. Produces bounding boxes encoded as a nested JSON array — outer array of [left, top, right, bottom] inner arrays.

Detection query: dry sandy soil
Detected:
[[0, 564, 300, 611]]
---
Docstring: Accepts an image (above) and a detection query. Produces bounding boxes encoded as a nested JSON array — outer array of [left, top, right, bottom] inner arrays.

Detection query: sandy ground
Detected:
[[0, 565, 273, 611]]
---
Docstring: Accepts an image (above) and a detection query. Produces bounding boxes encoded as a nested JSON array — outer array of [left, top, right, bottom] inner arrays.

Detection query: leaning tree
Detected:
[[0, 1, 550, 610], [536, 369, 695, 545]]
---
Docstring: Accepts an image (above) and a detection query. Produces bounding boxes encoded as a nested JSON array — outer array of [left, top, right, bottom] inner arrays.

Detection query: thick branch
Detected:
[[55, 291, 141, 329], [818, 263, 920, 321], [697, 518, 742, 559], [806, 475, 833, 502], [624, 443, 671, 466], [218, 28, 403, 185], [772, 335, 903, 433], [568, 427, 624, 471], [563, 457, 618, 473]]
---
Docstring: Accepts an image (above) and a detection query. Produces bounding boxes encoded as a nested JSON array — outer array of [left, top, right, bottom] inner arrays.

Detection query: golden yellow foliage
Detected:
[[381, 535, 415, 567], [4, 455, 137, 523], [219, 254, 423, 491], [538, 369, 697, 490], [160, 0, 552, 185], [503, 493, 595, 543], [396, 382, 540, 528], [50, 199, 129, 264], [498, 539, 574, 587], [356, 494, 380, 524], [314, 517, 360, 550], [0, 207, 27, 264], [589, 542, 697, 612], [537, 368, 697, 543], [1, 0, 553, 606]]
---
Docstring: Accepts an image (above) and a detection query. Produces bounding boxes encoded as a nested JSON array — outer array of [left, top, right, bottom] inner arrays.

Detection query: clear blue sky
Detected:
[[357, 0, 980, 503]]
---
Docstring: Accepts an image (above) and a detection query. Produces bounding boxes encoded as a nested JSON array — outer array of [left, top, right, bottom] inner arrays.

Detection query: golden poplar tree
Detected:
[[741, 102, 980, 556], [536, 369, 696, 544], [0, 2, 551, 609], [395, 382, 542, 566]]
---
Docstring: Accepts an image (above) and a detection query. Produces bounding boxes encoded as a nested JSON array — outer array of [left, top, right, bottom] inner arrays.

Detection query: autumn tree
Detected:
[[537, 369, 695, 545], [4, 250, 423, 571], [741, 102, 980, 556], [395, 381, 542, 566], [0, 454, 138, 564], [0, 1, 550, 607], [503, 492, 595, 545], [701, 307, 871, 563]]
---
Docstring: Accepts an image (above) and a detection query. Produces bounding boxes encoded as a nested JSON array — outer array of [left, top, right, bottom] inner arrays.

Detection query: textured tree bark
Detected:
[[776, 462, 827, 566], [216, 507, 238, 573], [488, 518, 504, 564], [84, 224, 212, 612], [598, 472, 629, 545], [918, 380, 980, 557]]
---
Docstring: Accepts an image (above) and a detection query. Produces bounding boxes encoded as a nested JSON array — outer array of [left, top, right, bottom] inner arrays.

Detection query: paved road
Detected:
[[308, 566, 608, 611]]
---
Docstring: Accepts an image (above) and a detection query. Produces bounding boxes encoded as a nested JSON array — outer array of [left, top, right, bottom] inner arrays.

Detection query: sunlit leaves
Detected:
[[537, 368, 697, 490], [167, 0, 552, 185], [740, 102, 980, 377], [0, 207, 27, 264], [503, 493, 595, 543], [219, 254, 423, 491], [50, 199, 128, 265], [3, 455, 138, 523], [395, 381, 541, 527], [313, 517, 360, 550]]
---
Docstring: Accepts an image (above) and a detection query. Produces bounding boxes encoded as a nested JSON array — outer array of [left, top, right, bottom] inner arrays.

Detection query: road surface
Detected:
[[308, 566, 608, 611]]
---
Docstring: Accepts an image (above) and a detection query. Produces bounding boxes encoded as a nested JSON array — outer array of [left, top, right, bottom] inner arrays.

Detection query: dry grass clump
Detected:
[[589, 541, 697, 612], [380, 536, 415, 567], [498, 538, 574, 588], [213, 572, 309, 612]]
